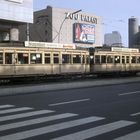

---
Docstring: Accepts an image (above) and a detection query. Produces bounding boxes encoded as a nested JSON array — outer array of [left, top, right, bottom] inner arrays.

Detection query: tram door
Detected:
[[5, 52, 17, 74]]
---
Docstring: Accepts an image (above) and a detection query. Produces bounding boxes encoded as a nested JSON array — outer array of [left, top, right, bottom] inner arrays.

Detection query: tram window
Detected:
[[62, 54, 71, 64], [95, 55, 100, 64], [101, 55, 106, 63], [45, 53, 50, 64], [107, 55, 113, 63], [53, 54, 59, 64], [82, 55, 85, 64], [137, 56, 140, 63], [73, 54, 81, 64], [115, 56, 120, 63], [0, 53, 3, 64], [30, 53, 42, 64], [5, 53, 12, 64], [131, 56, 136, 63], [126, 56, 129, 63], [86, 56, 90, 64], [18, 53, 28, 64], [122, 56, 125, 64]]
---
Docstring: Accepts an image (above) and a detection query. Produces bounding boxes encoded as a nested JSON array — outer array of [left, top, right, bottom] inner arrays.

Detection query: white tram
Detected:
[[0, 41, 90, 78], [0, 41, 140, 79], [90, 47, 140, 75]]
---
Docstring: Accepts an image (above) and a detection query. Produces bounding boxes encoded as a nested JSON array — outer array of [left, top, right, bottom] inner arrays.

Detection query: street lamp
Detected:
[[58, 9, 82, 43]]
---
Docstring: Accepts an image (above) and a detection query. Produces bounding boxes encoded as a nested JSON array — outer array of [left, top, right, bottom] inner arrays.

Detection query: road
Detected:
[[0, 80, 140, 139]]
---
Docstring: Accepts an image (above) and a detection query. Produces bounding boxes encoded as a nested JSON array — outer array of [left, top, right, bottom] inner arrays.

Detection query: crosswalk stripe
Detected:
[[0, 107, 33, 114], [0, 110, 55, 122], [0, 105, 14, 109], [130, 112, 140, 117], [0, 116, 104, 140], [114, 130, 140, 140], [52, 120, 136, 140], [0, 113, 78, 131]]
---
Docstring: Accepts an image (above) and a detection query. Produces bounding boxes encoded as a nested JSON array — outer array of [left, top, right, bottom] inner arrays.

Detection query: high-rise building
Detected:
[[128, 17, 140, 48], [104, 31, 122, 47]]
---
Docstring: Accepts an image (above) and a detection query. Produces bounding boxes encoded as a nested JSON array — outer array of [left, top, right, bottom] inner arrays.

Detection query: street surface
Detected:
[[0, 81, 140, 139]]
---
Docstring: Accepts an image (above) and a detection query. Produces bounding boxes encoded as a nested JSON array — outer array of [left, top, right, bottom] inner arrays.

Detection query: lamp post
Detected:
[[58, 9, 82, 43]]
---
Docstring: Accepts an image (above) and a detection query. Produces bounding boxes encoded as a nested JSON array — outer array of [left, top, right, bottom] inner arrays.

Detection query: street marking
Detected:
[[119, 90, 140, 96], [0, 105, 14, 109], [52, 120, 136, 140], [130, 112, 140, 117], [0, 107, 33, 114], [0, 116, 104, 140], [0, 110, 55, 122], [49, 98, 90, 106], [114, 130, 140, 140], [0, 113, 78, 131]]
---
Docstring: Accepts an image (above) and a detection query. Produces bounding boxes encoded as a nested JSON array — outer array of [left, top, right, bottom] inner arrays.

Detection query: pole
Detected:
[[27, 23, 29, 41]]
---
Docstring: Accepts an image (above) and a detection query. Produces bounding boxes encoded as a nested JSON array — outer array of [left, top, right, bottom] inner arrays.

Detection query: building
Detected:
[[19, 6, 102, 48], [0, 0, 33, 42], [104, 31, 122, 47], [128, 17, 140, 48]]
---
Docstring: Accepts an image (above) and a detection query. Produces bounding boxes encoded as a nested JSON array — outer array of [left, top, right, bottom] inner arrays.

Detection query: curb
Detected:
[[0, 77, 140, 96]]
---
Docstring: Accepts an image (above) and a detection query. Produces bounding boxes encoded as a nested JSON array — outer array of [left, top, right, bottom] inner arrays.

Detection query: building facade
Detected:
[[104, 31, 122, 47], [19, 6, 102, 48], [0, 0, 33, 42]]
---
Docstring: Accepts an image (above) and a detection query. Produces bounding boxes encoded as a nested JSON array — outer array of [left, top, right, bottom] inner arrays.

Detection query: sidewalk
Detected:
[[0, 77, 140, 96]]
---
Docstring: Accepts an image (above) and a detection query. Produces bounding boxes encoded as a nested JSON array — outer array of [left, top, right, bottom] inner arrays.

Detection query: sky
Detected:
[[33, 0, 140, 47]]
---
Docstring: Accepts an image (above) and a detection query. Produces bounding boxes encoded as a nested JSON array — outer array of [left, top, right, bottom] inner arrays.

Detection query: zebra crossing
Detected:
[[0, 104, 139, 140]]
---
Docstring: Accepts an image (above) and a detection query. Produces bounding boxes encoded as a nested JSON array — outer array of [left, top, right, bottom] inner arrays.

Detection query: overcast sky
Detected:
[[33, 0, 140, 47]]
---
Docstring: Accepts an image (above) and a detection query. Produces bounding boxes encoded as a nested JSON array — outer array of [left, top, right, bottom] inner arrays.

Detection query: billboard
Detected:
[[74, 23, 95, 44], [0, 0, 33, 23]]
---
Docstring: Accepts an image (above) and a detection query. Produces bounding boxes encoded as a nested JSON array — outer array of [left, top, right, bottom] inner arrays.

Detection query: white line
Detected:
[[119, 91, 140, 96], [0, 110, 54, 122], [114, 130, 140, 140], [0, 116, 104, 140], [130, 112, 140, 117], [49, 98, 90, 106], [0, 105, 14, 109], [0, 113, 78, 131], [52, 120, 136, 140], [0, 107, 33, 114]]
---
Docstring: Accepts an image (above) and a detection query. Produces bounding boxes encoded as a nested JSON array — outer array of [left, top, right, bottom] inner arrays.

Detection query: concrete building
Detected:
[[19, 6, 102, 48], [0, 0, 33, 42], [104, 31, 122, 47], [128, 17, 140, 48]]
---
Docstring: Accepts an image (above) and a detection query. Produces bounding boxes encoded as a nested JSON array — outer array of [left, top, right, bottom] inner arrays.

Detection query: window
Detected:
[[45, 53, 50, 64], [95, 55, 100, 64], [18, 53, 28, 64], [107, 55, 113, 63], [137, 56, 140, 63], [126, 56, 129, 63], [86, 55, 90, 64], [0, 53, 3, 64], [122, 56, 125, 64], [5, 53, 12, 64], [115, 56, 120, 63], [62, 54, 71, 64], [73, 54, 81, 64], [30, 53, 42, 64], [82, 55, 86, 64], [101, 55, 106, 63], [131, 56, 136, 63], [53, 54, 59, 64]]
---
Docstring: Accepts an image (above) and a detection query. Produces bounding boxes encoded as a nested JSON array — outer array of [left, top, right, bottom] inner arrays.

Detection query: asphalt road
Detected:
[[0, 81, 140, 140]]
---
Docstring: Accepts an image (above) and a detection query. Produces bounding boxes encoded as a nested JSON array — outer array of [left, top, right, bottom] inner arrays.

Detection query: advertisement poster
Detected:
[[74, 23, 95, 44]]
